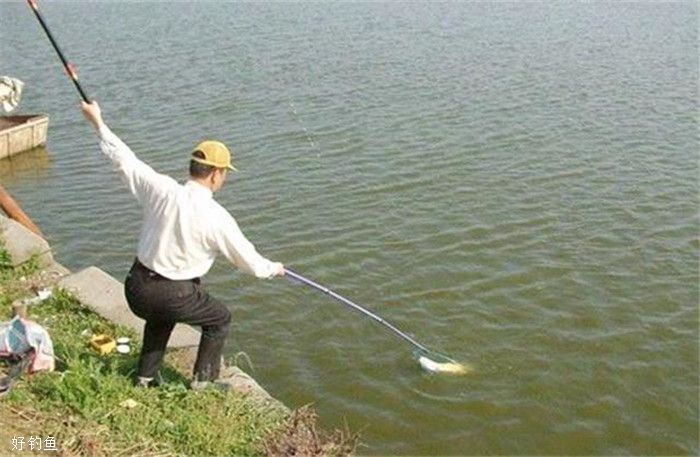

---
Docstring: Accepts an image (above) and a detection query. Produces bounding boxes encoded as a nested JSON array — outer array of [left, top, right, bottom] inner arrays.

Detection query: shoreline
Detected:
[[1, 210, 358, 455]]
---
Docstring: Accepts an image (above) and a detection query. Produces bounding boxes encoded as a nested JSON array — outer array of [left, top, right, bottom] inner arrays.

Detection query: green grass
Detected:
[[2, 288, 288, 457], [0, 246, 42, 309], [0, 240, 358, 456]]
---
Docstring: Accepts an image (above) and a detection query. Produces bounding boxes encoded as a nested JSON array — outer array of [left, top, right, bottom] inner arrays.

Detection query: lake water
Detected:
[[1, 2, 698, 455]]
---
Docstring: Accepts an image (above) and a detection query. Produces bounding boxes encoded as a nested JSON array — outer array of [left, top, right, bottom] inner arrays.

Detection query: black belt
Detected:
[[134, 259, 169, 281], [134, 258, 199, 283]]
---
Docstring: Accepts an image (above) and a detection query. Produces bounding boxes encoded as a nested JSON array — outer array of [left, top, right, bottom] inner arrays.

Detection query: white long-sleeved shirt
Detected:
[[97, 123, 278, 280]]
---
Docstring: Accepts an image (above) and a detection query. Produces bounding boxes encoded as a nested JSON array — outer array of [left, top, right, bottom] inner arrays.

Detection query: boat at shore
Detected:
[[0, 114, 49, 159]]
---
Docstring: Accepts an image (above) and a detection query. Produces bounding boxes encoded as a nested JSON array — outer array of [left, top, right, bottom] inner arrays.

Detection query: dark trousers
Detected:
[[124, 259, 231, 382]]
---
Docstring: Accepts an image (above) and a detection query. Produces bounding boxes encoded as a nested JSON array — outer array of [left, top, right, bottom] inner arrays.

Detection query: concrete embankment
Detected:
[[0, 212, 287, 409]]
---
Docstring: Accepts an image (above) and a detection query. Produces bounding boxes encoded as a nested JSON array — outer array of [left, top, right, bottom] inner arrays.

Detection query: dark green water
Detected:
[[1, 2, 698, 455]]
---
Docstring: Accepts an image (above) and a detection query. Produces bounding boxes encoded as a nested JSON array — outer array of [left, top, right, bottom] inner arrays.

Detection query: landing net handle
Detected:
[[284, 268, 430, 355]]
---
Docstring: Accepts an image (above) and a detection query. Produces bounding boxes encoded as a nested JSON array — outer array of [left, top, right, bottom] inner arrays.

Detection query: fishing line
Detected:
[[287, 98, 318, 152], [282, 89, 409, 248]]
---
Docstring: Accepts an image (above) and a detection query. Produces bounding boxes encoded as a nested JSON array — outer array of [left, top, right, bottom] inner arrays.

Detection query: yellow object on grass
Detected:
[[90, 334, 116, 355]]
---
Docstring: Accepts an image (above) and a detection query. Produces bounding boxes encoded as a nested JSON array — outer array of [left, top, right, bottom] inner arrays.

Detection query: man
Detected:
[[81, 100, 284, 389]]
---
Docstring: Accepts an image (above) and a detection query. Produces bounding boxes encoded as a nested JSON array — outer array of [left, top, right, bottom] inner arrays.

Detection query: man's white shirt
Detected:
[[97, 123, 278, 280]]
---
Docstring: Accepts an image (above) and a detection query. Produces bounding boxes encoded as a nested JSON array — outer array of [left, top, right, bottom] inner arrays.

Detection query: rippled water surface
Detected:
[[1, 2, 698, 455]]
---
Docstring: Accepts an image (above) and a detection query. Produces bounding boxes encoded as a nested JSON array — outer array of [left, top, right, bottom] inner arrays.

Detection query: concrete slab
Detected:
[[218, 364, 288, 410], [59, 266, 200, 348], [0, 214, 53, 268]]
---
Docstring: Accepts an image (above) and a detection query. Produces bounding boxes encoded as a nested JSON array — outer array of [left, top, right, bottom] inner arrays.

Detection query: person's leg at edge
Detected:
[[137, 320, 175, 385], [191, 295, 231, 383]]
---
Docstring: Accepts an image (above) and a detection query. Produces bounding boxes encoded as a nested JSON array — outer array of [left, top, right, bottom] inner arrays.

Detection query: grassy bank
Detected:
[[0, 243, 357, 456]]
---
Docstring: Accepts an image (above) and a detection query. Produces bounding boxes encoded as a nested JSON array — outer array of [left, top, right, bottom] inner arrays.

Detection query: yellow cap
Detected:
[[192, 141, 237, 171]]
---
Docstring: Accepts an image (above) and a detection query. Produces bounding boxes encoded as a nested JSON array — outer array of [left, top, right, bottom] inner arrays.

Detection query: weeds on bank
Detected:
[[263, 406, 360, 457], [0, 247, 42, 308]]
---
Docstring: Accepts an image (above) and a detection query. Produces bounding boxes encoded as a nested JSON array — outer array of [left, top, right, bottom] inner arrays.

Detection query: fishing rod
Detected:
[[26, 0, 90, 103]]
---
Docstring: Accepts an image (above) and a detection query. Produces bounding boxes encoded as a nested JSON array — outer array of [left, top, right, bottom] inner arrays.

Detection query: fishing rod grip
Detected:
[[64, 63, 90, 103], [70, 73, 91, 104]]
